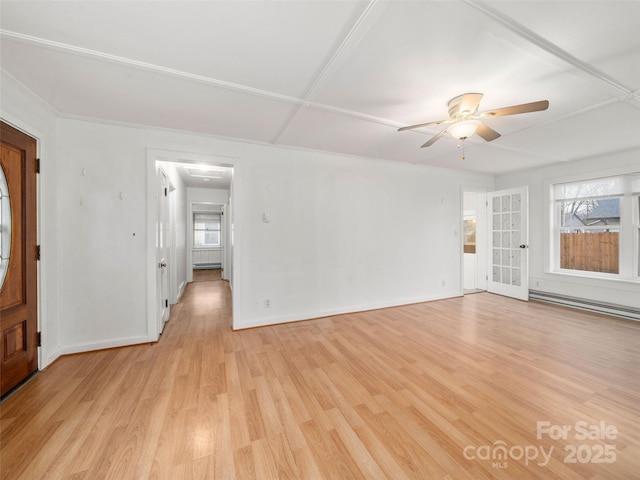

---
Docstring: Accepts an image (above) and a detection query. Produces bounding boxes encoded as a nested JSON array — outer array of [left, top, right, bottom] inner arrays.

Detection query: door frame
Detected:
[[461, 187, 488, 293], [0, 116, 50, 370], [188, 202, 226, 283], [1, 120, 38, 395], [145, 149, 237, 341]]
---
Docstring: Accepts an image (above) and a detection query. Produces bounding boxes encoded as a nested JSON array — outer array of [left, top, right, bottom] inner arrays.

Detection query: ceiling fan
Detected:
[[398, 93, 549, 148]]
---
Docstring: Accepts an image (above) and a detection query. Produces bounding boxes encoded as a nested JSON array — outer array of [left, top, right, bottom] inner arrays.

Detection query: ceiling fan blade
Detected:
[[421, 128, 449, 148], [456, 93, 484, 115], [475, 123, 501, 142], [398, 119, 449, 132], [481, 100, 549, 118]]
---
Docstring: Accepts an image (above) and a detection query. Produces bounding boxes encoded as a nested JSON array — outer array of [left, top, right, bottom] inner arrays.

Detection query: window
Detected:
[[553, 173, 639, 279], [194, 213, 221, 247]]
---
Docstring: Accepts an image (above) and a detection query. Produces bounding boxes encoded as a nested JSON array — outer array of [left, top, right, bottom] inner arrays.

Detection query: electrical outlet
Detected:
[[264, 299, 271, 308], [441, 280, 446, 287]]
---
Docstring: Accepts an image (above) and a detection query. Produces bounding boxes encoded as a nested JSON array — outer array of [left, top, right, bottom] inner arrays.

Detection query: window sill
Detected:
[[550, 269, 640, 285]]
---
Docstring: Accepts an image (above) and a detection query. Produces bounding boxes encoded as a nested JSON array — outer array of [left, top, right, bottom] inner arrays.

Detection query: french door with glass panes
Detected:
[[487, 186, 529, 301]]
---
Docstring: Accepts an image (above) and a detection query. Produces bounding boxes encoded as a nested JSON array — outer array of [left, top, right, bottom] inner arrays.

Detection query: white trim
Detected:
[[58, 336, 150, 357], [146, 148, 239, 334], [466, 2, 633, 96], [461, 186, 490, 293], [177, 280, 187, 302], [145, 150, 158, 342], [2, 30, 405, 132], [0, 30, 301, 105], [233, 293, 462, 331]]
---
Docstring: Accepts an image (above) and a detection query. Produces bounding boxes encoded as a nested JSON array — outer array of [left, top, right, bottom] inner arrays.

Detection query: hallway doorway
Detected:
[[462, 189, 487, 295], [146, 149, 236, 342]]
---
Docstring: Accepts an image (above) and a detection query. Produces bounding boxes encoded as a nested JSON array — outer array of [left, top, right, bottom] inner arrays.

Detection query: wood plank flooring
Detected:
[[193, 269, 222, 282], [1, 278, 639, 479]]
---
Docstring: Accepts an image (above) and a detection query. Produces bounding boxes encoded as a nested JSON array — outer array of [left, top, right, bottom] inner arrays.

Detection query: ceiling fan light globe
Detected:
[[448, 119, 481, 140]]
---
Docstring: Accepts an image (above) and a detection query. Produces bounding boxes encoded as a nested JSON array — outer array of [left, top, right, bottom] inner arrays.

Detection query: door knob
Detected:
[[159, 262, 167, 268], [519, 244, 528, 249]]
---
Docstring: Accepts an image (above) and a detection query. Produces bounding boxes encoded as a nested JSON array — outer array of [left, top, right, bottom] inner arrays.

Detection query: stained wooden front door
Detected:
[[0, 121, 38, 397]]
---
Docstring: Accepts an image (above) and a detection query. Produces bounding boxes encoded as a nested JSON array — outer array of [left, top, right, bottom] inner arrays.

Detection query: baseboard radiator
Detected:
[[193, 263, 221, 270], [529, 290, 640, 322]]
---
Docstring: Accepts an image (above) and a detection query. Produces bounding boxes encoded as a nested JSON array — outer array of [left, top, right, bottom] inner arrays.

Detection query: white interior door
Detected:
[[487, 186, 529, 301], [156, 169, 170, 334]]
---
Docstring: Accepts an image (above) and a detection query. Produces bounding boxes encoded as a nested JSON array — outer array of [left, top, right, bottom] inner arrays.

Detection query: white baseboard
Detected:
[[177, 280, 187, 302], [40, 346, 63, 370], [233, 292, 462, 330], [57, 335, 151, 357]]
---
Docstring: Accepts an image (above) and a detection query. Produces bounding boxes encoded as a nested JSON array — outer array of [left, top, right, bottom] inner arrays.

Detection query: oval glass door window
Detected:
[[0, 163, 11, 290]]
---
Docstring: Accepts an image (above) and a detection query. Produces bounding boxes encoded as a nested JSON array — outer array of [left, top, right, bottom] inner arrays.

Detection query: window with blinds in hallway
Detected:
[[194, 212, 221, 247]]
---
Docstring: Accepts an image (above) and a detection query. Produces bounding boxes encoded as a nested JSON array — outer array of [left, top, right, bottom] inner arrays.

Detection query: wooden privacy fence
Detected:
[[560, 232, 619, 273]]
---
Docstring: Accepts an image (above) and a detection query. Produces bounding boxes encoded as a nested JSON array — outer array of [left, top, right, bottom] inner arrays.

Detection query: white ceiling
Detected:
[[1, 1, 639, 175], [175, 163, 233, 190]]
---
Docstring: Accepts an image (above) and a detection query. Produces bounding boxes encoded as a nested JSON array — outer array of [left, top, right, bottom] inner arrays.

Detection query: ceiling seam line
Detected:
[[270, 0, 389, 145], [3, 27, 406, 141], [0, 29, 303, 106], [300, 0, 382, 101], [465, 1, 633, 96], [527, 97, 628, 129]]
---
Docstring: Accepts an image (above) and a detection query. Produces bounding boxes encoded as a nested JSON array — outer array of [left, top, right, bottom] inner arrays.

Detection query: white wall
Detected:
[[496, 150, 640, 309], [1, 70, 61, 368], [58, 120, 149, 352], [3, 73, 495, 357], [235, 148, 494, 329], [59, 117, 494, 335]]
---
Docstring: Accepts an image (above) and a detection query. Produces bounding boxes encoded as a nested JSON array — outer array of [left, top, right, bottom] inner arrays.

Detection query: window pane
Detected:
[[555, 176, 624, 200], [560, 198, 620, 229], [194, 212, 221, 246], [512, 193, 521, 212], [194, 231, 205, 247], [501, 195, 510, 212], [511, 267, 521, 286], [205, 231, 220, 246], [492, 196, 501, 213], [560, 230, 619, 274], [194, 230, 220, 247], [493, 265, 500, 282], [194, 213, 220, 230]]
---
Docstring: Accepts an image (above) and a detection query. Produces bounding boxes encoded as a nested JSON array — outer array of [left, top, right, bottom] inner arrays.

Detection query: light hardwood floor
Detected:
[[1, 278, 639, 479], [193, 269, 222, 282]]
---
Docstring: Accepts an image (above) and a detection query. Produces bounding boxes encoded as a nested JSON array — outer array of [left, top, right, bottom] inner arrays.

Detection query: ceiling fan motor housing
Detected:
[[447, 93, 482, 119]]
